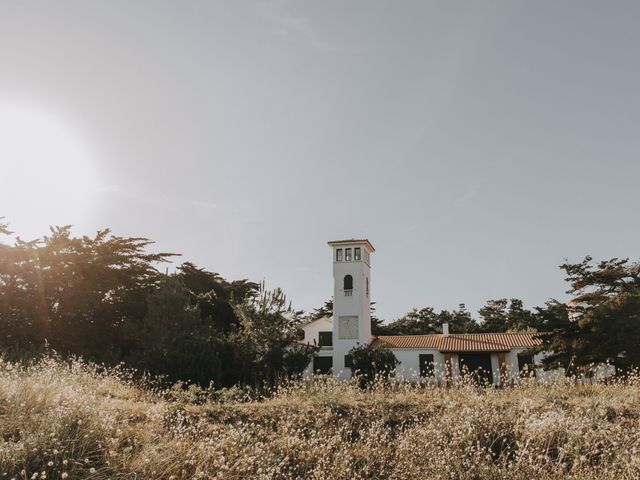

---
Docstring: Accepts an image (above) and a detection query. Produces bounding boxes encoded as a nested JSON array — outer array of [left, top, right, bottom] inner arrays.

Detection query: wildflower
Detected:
[[61, 474, 68, 479], [89, 468, 96, 474]]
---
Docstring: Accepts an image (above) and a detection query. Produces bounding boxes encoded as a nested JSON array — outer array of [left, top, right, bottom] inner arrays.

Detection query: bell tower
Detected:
[[328, 239, 375, 378]]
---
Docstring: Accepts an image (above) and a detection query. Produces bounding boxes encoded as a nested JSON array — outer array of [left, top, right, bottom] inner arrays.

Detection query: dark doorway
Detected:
[[458, 353, 494, 385], [313, 356, 333, 375], [419, 354, 435, 377], [517, 353, 534, 377]]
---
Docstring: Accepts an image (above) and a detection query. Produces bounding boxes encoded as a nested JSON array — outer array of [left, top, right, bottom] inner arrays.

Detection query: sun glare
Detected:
[[0, 104, 99, 235]]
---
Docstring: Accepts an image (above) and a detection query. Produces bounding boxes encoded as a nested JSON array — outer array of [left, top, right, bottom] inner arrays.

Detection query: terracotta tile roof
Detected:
[[372, 332, 542, 352]]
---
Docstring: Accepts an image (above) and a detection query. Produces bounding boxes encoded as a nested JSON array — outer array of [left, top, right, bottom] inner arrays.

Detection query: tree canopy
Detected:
[[0, 224, 311, 387], [537, 256, 640, 373]]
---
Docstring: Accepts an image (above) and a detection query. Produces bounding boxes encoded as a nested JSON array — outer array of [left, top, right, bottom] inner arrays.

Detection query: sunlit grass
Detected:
[[1, 357, 639, 479]]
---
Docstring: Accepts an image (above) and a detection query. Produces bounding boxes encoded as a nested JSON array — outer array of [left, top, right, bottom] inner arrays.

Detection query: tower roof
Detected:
[[327, 238, 375, 252]]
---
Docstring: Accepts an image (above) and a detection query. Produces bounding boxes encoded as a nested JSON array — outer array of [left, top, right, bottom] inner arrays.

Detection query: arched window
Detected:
[[343, 274, 353, 291]]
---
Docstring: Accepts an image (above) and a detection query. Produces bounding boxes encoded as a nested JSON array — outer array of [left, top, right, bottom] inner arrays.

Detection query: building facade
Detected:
[[300, 238, 550, 385]]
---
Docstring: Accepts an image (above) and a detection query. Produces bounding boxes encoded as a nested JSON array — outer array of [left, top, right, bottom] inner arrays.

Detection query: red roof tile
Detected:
[[372, 332, 542, 352]]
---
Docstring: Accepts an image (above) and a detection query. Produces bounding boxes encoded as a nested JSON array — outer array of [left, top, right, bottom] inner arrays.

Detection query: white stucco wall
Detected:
[[391, 349, 445, 381], [300, 317, 334, 379], [390, 349, 545, 385], [331, 241, 374, 380], [301, 316, 333, 347]]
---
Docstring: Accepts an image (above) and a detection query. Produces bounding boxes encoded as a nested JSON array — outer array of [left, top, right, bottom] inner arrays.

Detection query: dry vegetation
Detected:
[[1, 357, 639, 480]]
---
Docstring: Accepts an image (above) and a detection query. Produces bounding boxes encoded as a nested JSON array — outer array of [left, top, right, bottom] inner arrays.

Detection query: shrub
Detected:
[[349, 343, 398, 387]]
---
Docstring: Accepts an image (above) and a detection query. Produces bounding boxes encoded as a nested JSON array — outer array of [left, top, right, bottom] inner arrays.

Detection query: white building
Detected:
[[300, 239, 546, 385]]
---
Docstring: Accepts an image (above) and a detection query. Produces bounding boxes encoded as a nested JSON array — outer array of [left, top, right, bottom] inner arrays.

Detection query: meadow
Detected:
[[1, 357, 639, 480]]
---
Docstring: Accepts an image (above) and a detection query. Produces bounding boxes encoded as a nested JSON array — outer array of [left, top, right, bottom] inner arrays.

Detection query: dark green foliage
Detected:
[[233, 286, 312, 384], [383, 304, 481, 335], [0, 225, 174, 360], [0, 224, 309, 388], [132, 275, 228, 386], [383, 300, 540, 335], [349, 343, 398, 386], [307, 299, 333, 322], [537, 256, 640, 373], [478, 298, 540, 332]]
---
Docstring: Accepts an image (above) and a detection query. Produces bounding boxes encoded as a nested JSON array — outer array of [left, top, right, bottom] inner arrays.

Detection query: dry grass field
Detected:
[[1, 357, 639, 480]]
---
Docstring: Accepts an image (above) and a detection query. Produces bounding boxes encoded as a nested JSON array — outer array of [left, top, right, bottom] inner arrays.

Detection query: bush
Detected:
[[349, 343, 398, 387]]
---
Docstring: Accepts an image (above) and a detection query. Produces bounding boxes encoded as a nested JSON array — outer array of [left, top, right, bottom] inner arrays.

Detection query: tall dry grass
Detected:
[[1, 357, 639, 479]]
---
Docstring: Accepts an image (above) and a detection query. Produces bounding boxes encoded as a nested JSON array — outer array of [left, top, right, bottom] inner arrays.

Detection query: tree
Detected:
[[478, 299, 509, 332], [233, 286, 311, 384], [134, 275, 226, 386], [0, 223, 322, 387], [177, 262, 259, 333], [384, 307, 439, 335], [439, 304, 480, 333], [349, 343, 398, 387], [0, 225, 175, 360], [383, 304, 480, 335], [478, 298, 539, 332], [307, 299, 333, 322], [538, 257, 640, 374]]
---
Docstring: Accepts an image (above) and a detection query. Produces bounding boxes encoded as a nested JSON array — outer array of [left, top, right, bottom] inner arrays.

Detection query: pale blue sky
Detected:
[[1, 1, 639, 321]]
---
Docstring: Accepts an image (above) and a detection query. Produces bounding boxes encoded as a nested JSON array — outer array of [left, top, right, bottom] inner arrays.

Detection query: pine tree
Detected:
[[538, 256, 640, 374]]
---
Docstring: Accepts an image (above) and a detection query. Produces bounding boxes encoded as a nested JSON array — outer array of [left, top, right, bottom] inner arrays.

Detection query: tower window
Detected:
[[345, 248, 352, 261], [343, 274, 353, 291], [354, 247, 361, 261], [366, 277, 369, 297], [336, 249, 343, 262]]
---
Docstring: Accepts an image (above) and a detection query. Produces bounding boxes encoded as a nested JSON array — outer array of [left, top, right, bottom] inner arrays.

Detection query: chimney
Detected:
[[442, 323, 449, 337]]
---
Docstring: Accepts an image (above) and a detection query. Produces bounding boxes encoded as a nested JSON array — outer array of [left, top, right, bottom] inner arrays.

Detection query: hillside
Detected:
[[1, 357, 639, 480]]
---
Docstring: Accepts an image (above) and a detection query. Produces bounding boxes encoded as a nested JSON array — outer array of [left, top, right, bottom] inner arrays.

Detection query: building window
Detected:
[[366, 277, 369, 297], [419, 354, 435, 377], [345, 248, 352, 261], [343, 274, 353, 291], [518, 353, 534, 377], [336, 249, 343, 262], [318, 331, 333, 347], [344, 354, 353, 369], [313, 356, 333, 375], [354, 247, 361, 261]]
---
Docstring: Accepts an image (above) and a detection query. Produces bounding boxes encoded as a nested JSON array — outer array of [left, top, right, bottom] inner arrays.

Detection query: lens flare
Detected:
[[0, 104, 99, 234]]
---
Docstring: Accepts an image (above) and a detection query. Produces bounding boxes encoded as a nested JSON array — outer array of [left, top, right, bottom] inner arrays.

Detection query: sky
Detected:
[[1, 1, 640, 322]]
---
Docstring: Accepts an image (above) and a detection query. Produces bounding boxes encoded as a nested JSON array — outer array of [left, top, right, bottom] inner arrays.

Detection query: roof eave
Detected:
[[327, 239, 375, 252]]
